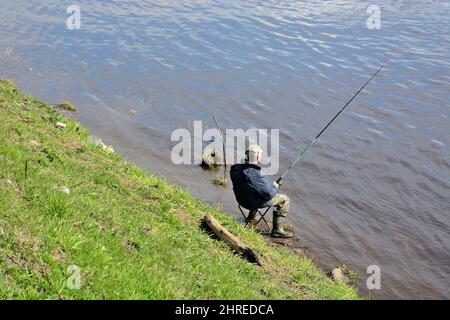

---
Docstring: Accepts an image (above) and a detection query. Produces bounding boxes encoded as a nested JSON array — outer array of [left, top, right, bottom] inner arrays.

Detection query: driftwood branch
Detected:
[[203, 214, 262, 266], [212, 114, 227, 168]]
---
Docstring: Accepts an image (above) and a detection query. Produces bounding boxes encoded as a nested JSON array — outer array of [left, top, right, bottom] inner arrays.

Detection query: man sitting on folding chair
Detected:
[[230, 144, 293, 238]]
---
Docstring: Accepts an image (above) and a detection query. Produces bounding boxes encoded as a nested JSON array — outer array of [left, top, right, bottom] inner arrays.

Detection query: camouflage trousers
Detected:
[[268, 194, 290, 217], [249, 194, 290, 219]]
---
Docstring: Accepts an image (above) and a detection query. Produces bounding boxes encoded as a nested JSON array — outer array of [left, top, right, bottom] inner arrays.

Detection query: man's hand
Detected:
[[273, 181, 279, 190]]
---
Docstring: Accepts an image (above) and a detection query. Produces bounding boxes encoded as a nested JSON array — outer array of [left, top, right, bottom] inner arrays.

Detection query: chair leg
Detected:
[[255, 206, 272, 231], [239, 205, 271, 231], [238, 205, 250, 226]]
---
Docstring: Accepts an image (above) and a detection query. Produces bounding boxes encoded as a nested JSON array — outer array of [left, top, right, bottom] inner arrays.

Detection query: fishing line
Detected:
[[276, 64, 385, 184]]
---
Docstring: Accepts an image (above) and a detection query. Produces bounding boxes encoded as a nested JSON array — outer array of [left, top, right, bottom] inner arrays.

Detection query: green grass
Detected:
[[0, 79, 359, 300]]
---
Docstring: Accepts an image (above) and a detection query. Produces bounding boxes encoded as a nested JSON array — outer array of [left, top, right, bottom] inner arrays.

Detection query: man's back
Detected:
[[230, 163, 277, 210]]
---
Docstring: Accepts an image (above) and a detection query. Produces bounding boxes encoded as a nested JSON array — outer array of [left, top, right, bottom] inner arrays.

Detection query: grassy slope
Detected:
[[0, 80, 358, 299]]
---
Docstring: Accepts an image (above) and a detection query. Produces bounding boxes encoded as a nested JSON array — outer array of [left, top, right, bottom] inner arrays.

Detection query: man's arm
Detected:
[[248, 169, 278, 201]]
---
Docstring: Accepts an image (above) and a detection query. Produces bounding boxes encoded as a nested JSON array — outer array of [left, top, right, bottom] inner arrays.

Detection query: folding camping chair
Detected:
[[238, 204, 272, 231]]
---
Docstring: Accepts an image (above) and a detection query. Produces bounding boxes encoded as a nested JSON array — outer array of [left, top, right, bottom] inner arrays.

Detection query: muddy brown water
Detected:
[[1, 0, 449, 299]]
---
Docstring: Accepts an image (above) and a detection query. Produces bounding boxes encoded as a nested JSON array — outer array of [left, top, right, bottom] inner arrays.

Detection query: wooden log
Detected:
[[203, 213, 262, 266]]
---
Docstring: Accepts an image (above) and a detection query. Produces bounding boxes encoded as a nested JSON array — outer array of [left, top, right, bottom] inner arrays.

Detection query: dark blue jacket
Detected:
[[230, 163, 278, 210]]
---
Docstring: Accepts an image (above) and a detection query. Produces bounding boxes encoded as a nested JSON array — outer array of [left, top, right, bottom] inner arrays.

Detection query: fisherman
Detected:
[[230, 144, 293, 238]]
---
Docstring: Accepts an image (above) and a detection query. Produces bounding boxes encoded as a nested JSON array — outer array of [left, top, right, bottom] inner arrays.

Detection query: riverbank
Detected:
[[0, 79, 358, 299]]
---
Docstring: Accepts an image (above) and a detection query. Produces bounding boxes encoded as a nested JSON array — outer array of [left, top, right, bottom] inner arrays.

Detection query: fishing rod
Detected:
[[276, 65, 384, 185]]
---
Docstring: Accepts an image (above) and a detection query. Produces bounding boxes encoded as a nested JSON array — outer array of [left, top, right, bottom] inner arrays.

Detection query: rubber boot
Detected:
[[271, 211, 293, 238]]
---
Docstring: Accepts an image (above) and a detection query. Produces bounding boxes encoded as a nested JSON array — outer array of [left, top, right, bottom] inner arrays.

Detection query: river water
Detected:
[[1, 0, 449, 299]]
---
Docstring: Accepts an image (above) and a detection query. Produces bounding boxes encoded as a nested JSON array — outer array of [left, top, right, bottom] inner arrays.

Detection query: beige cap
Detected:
[[246, 144, 263, 162]]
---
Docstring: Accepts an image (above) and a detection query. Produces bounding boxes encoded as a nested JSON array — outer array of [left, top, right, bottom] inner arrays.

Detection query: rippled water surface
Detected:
[[1, 0, 449, 299]]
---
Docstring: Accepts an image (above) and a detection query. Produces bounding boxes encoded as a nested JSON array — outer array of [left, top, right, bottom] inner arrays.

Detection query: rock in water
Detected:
[[201, 148, 223, 169], [87, 135, 114, 153], [331, 267, 350, 284], [212, 175, 227, 187], [105, 145, 114, 153], [98, 142, 114, 153]]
